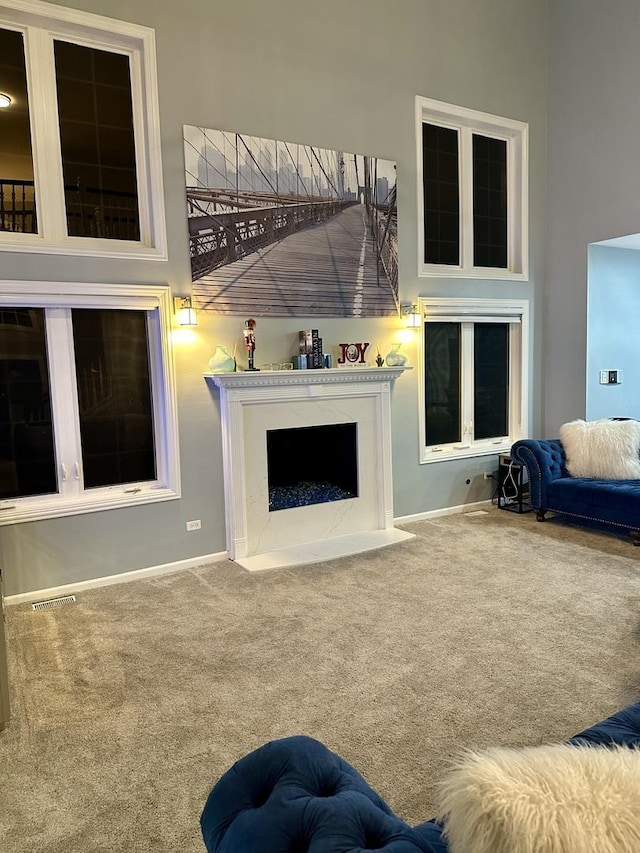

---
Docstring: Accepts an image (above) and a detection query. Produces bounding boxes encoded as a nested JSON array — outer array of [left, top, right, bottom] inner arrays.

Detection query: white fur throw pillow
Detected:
[[436, 743, 640, 853], [558, 418, 640, 479]]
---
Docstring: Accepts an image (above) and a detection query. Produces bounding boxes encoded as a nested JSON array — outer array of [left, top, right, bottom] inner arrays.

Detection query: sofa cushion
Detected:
[[546, 475, 640, 527], [558, 418, 640, 479], [437, 742, 640, 853]]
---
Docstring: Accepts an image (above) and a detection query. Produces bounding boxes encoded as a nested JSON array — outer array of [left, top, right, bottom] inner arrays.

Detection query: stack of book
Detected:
[[298, 329, 324, 369]]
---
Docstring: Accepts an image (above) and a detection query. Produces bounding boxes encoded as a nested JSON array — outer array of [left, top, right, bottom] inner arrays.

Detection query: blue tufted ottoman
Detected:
[[200, 735, 447, 852]]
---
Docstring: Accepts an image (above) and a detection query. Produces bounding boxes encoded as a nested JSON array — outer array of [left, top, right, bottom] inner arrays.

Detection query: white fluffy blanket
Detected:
[[437, 743, 640, 853]]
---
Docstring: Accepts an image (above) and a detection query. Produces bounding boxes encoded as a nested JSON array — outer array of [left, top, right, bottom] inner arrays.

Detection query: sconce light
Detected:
[[174, 296, 197, 326], [0, 94, 12, 109], [400, 303, 421, 328]]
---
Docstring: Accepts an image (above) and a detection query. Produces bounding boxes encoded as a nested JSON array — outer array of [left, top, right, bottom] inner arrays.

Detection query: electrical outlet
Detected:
[[483, 472, 493, 480], [186, 519, 201, 531]]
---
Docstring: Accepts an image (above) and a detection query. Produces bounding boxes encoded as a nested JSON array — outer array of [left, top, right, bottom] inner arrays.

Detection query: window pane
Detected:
[[425, 322, 461, 445], [72, 309, 156, 488], [422, 124, 459, 265], [0, 28, 37, 235], [474, 323, 509, 439], [472, 134, 507, 268], [0, 309, 57, 498], [54, 41, 140, 241]]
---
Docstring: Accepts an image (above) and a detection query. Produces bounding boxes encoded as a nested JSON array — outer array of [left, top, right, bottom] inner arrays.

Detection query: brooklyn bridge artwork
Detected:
[[183, 126, 398, 317]]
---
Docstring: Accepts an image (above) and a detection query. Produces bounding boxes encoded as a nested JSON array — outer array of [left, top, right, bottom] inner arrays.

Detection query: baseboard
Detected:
[[5, 551, 228, 606], [394, 499, 492, 526], [6, 502, 492, 604]]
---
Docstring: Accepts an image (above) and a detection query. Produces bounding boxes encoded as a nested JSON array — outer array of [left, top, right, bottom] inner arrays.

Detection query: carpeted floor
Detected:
[[1, 508, 640, 852]]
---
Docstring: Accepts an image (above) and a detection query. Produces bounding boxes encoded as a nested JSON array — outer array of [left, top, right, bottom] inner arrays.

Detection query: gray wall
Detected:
[[0, 0, 548, 595], [546, 0, 640, 435]]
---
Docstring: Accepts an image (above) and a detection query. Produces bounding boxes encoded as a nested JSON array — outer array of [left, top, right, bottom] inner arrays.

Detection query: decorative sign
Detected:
[[337, 342, 370, 364]]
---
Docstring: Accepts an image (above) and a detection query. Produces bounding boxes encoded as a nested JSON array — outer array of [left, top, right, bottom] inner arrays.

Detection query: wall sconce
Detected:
[[400, 303, 421, 328], [174, 296, 197, 326], [0, 94, 12, 109]]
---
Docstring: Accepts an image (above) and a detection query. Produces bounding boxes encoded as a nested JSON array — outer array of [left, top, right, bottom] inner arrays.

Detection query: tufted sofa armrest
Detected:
[[511, 439, 567, 508], [201, 735, 441, 852], [569, 701, 640, 748]]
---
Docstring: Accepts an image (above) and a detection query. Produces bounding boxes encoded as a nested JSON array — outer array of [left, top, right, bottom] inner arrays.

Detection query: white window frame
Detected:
[[0, 281, 180, 525], [419, 297, 529, 463], [415, 96, 528, 280], [0, 0, 167, 260]]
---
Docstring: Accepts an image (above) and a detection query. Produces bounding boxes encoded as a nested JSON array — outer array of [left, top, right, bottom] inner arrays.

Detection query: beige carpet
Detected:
[[1, 508, 640, 853]]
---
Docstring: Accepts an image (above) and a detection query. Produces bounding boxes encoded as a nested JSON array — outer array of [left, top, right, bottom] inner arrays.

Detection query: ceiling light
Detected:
[[0, 94, 12, 109]]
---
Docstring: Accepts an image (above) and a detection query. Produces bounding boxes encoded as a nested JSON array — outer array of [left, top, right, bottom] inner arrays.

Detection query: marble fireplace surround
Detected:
[[206, 367, 414, 571]]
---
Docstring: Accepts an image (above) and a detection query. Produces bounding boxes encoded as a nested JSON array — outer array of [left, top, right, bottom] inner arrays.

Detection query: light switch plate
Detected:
[[599, 369, 622, 385]]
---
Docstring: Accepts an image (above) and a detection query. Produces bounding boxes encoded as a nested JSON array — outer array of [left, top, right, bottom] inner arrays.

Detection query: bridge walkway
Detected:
[[193, 204, 396, 317]]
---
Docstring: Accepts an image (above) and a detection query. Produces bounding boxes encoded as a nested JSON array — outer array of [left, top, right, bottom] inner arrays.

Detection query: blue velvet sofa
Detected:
[[511, 438, 640, 542], [201, 702, 640, 852]]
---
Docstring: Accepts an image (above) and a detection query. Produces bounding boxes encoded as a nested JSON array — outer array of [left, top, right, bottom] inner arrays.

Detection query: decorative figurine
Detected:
[[375, 350, 384, 367], [243, 318, 258, 371]]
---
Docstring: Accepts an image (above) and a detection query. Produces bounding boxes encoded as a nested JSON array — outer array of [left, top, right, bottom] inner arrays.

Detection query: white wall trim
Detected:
[[395, 499, 492, 526], [5, 551, 229, 606], [0, 0, 168, 259], [417, 296, 530, 464], [0, 281, 182, 526], [6, 499, 493, 604], [415, 94, 528, 280]]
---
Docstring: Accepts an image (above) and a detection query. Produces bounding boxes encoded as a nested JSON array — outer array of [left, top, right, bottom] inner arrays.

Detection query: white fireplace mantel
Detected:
[[205, 366, 413, 571], [206, 365, 409, 390]]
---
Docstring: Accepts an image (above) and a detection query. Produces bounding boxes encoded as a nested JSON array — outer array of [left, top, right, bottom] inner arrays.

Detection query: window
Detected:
[[0, 283, 180, 524], [0, 0, 166, 259], [416, 96, 528, 279], [419, 297, 529, 462]]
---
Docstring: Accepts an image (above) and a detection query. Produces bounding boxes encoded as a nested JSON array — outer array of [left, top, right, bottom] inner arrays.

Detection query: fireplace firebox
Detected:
[[267, 422, 358, 511]]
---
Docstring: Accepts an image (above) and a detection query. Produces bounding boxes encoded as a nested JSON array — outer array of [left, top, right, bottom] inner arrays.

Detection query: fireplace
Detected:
[[206, 367, 413, 570], [267, 422, 358, 511]]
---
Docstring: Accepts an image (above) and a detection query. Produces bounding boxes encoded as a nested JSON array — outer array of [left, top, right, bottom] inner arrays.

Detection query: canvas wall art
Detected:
[[183, 126, 398, 317]]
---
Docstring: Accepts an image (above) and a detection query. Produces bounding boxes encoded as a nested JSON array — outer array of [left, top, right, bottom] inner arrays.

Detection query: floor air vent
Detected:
[[32, 595, 77, 612]]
